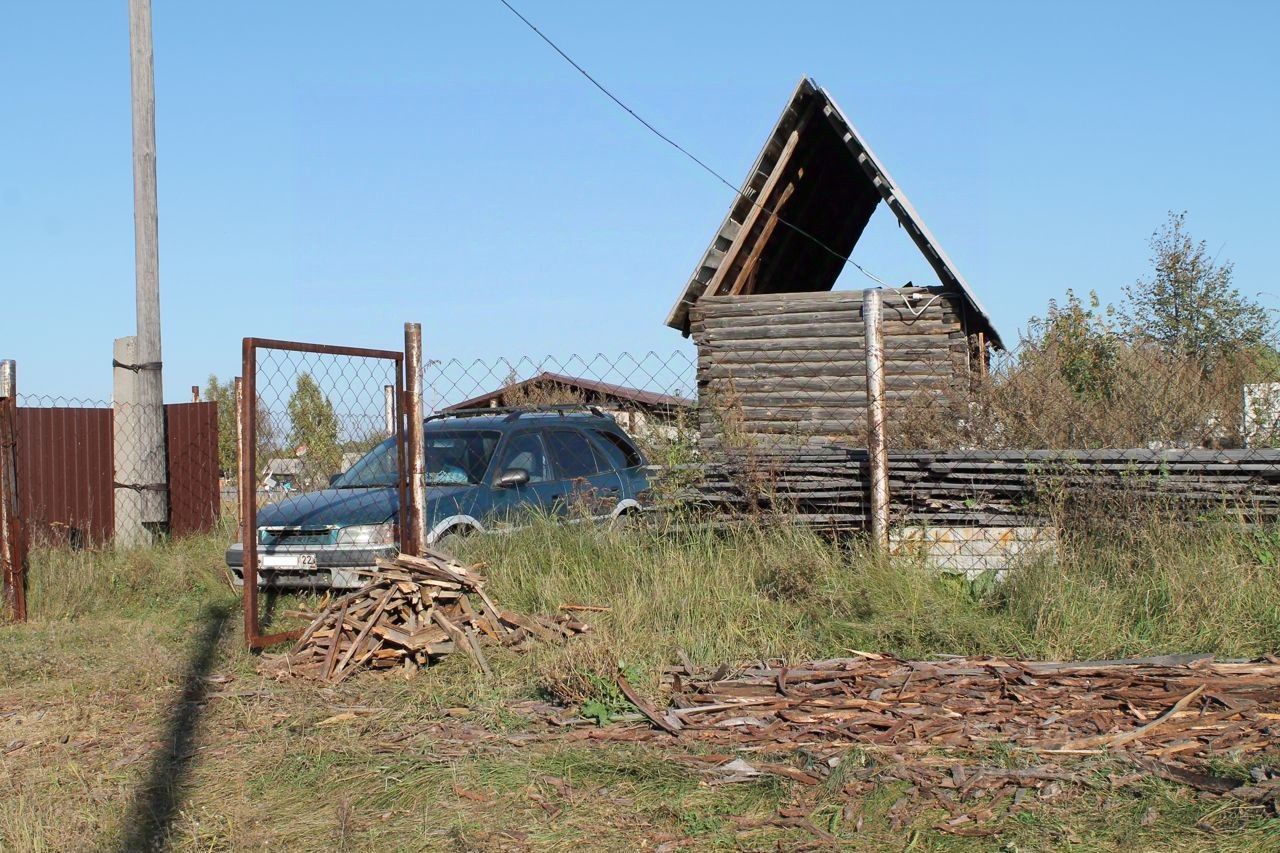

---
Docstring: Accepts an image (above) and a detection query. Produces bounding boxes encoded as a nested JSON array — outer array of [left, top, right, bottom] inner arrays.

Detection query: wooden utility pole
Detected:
[[863, 289, 890, 552], [123, 0, 168, 536]]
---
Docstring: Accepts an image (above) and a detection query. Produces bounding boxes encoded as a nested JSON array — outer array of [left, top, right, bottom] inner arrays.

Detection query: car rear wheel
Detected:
[[612, 507, 644, 532], [434, 526, 471, 555]]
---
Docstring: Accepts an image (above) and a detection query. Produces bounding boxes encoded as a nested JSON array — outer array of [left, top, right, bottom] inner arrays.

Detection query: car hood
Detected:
[[255, 485, 471, 528]]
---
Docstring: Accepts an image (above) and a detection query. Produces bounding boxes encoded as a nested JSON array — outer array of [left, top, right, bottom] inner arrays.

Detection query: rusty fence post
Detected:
[[236, 350, 261, 647], [863, 289, 890, 552], [0, 359, 26, 621], [404, 323, 426, 556]]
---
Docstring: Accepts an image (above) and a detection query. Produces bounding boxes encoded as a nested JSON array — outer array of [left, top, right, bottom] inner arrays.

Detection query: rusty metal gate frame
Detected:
[[238, 337, 416, 649], [0, 363, 26, 622]]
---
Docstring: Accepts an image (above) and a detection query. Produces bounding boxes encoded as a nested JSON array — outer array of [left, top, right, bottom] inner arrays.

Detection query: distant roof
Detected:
[[443, 372, 691, 412], [264, 458, 304, 475], [666, 77, 1003, 349]]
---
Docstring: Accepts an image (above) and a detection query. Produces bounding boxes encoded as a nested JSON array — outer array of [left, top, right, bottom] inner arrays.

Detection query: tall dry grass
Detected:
[[22, 518, 235, 621], [453, 513, 1280, 702], [14, 506, 1279, 698]]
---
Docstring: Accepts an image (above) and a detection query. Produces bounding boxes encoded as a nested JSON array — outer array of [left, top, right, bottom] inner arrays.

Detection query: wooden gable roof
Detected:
[[666, 78, 1003, 349]]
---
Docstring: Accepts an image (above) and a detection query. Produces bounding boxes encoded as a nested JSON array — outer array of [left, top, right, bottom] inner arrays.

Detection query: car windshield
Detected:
[[330, 430, 501, 488]]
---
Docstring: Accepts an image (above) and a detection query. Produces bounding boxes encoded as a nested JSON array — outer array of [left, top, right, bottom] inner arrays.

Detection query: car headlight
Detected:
[[335, 522, 396, 547]]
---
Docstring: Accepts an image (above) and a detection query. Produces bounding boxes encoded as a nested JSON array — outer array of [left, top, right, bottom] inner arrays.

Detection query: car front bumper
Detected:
[[224, 543, 396, 589]]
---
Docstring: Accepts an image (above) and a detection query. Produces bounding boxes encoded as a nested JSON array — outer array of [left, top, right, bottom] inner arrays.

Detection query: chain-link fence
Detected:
[[684, 288, 1280, 573], [412, 292, 1280, 575], [4, 296, 1278, 621]]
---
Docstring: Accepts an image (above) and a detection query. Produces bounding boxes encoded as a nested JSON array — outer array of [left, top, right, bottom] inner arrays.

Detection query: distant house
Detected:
[[262, 458, 305, 491], [443, 371, 692, 439], [667, 77, 1004, 451]]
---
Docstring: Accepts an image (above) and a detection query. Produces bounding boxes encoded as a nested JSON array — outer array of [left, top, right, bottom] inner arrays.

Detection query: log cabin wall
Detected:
[[690, 287, 972, 452]]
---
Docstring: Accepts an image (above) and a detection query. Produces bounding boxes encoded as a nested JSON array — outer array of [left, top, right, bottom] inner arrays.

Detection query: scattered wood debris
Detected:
[[572, 653, 1280, 828], [264, 549, 589, 683]]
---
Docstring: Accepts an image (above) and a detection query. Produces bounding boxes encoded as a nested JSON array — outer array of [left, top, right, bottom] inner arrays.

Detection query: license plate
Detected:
[[261, 553, 318, 570]]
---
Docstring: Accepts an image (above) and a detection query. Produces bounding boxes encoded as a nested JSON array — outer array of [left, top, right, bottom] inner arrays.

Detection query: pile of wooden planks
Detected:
[[273, 548, 589, 683], [688, 446, 1280, 529], [573, 653, 1280, 831]]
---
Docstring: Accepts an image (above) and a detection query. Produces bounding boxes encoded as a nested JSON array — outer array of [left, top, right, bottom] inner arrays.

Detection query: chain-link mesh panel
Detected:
[[672, 287, 1279, 574], [878, 310, 1280, 575], [239, 342, 406, 632], [425, 351, 699, 505]]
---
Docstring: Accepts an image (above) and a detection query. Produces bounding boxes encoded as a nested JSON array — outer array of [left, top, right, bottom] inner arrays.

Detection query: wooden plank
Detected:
[[322, 598, 351, 681], [333, 586, 395, 678], [730, 179, 798, 296], [703, 129, 803, 299]]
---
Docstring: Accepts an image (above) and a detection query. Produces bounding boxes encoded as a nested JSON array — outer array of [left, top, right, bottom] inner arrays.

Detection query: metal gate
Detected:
[[238, 328, 422, 648]]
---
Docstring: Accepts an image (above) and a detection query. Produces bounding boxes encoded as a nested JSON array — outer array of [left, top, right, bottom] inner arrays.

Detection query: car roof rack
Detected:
[[425, 404, 612, 424]]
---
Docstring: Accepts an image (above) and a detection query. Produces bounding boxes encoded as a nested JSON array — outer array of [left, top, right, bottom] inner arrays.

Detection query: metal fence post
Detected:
[[0, 360, 26, 621], [236, 353, 261, 647], [863, 289, 890, 552], [404, 323, 426, 556]]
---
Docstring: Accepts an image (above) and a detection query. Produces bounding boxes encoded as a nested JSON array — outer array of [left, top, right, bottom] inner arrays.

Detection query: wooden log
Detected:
[[695, 324, 966, 343]]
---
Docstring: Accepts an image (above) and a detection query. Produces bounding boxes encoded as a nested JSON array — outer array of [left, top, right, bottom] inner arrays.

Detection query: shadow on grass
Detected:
[[117, 602, 231, 852], [260, 589, 280, 630]]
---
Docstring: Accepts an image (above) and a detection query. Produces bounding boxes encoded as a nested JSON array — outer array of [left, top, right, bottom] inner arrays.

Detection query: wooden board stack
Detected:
[[687, 446, 1280, 529], [273, 548, 589, 683]]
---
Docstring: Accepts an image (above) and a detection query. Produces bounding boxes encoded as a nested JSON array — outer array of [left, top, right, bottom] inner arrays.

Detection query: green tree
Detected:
[[287, 374, 341, 478], [1021, 290, 1120, 401], [203, 375, 238, 477], [204, 375, 280, 479], [1121, 212, 1269, 369]]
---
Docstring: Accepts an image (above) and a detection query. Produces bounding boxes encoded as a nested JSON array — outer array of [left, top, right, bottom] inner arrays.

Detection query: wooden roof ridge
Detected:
[[665, 77, 1004, 349]]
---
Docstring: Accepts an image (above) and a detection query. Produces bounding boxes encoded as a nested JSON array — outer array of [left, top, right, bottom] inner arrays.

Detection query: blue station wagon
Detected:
[[225, 408, 649, 588]]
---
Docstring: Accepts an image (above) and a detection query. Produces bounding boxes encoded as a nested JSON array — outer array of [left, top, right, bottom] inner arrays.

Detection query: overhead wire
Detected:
[[494, 0, 891, 289]]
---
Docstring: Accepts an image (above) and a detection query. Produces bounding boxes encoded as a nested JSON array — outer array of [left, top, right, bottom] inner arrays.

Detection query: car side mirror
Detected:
[[496, 468, 530, 489]]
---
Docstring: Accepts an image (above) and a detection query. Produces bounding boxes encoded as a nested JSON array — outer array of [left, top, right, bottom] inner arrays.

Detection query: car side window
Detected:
[[496, 432, 551, 484], [546, 429, 603, 479], [593, 429, 644, 470]]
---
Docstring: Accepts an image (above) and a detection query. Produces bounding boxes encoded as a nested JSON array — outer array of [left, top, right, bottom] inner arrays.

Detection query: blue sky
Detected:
[[2, 1, 1277, 401]]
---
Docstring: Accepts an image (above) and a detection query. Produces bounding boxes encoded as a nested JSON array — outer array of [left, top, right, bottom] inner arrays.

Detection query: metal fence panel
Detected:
[[16, 406, 114, 546], [165, 401, 220, 537]]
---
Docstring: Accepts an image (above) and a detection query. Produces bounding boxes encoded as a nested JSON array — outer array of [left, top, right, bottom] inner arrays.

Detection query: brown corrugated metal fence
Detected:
[[14, 401, 219, 546], [17, 407, 113, 545], [165, 401, 220, 537]]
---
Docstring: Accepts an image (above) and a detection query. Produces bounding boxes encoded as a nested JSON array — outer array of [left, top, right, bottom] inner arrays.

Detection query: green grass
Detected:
[[2, 514, 1279, 850]]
